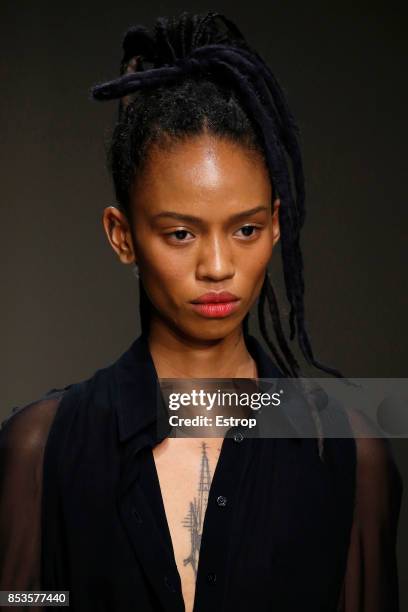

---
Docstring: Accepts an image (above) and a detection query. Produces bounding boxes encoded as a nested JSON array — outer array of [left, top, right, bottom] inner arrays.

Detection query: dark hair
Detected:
[[91, 11, 349, 459]]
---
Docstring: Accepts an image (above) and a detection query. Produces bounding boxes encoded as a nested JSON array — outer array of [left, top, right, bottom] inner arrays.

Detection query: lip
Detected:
[[191, 291, 240, 304], [190, 300, 241, 318]]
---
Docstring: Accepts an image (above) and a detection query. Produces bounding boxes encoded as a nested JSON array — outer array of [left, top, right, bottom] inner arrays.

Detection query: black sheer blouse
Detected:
[[0, 333, 403, 611]]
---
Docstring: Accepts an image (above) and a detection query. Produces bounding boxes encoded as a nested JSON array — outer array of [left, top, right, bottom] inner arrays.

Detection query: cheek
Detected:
[[138, 240, 193, 303], [241, 233, 274, 274], [246, 248, 272, 272], [137, 232, 188, 277]]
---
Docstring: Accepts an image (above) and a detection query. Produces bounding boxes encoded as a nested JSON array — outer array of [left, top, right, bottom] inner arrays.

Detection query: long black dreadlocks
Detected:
[[90, 10, 348, 460]]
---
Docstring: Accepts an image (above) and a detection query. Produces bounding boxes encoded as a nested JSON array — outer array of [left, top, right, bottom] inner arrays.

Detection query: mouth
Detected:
[[190, 299, 241, 318], [191, 290, 239, 304]]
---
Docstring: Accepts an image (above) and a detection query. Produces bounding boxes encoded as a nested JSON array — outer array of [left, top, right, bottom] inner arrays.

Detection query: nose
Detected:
[[196, 233, 235, 282]]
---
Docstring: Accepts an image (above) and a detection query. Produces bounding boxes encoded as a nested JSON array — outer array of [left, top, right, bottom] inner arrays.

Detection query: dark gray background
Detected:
[[1, 0, 407, 604]]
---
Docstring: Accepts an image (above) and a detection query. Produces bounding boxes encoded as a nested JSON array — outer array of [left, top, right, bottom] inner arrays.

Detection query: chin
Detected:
[[180, 318, 243, 343]]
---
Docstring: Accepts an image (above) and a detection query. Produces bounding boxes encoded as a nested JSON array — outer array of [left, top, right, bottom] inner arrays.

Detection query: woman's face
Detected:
[[103, 133, 280, 342]]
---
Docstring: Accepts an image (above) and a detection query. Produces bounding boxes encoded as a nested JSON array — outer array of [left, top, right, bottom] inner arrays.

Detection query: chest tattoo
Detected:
[[181, 441, 215, 576]]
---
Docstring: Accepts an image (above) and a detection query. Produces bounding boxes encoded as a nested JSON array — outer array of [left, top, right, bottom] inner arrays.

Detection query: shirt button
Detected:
[[206, 572, 217, 584], [131, 506, 143, 524], [216, 495, 227, 507], [233, 432, 244, 443], [164, 575, 176, 592]]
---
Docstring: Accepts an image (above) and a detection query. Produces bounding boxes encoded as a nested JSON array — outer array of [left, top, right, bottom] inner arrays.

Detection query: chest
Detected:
[[152, 438, 223, 612], [55, 431, 356, 612]]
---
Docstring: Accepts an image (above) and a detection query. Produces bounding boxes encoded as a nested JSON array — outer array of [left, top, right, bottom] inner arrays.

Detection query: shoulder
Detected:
[[0, 388, 74, 506], [344, 406, 403, 517], [1, 351, 123, 457], [0, 387, 70, 454], [344, 406, 399, 469]]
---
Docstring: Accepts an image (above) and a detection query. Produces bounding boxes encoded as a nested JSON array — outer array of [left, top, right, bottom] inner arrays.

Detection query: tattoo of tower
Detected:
[[182, 441, 212, 576]]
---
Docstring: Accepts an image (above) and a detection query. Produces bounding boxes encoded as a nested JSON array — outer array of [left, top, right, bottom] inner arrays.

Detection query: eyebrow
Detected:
[[152, 205, 269, 224]]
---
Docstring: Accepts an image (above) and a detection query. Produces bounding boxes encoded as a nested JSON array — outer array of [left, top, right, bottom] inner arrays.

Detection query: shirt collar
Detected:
[[112, 332, 296, 445]]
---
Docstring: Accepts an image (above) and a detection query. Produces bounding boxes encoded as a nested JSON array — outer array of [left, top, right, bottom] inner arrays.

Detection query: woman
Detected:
[[0, 10, 403, 612]]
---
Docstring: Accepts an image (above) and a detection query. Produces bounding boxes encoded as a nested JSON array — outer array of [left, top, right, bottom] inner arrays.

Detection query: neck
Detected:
[[146, 320, 258, 379]]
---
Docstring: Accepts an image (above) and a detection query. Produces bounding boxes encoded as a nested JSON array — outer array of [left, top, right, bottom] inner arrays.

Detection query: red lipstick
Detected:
[[190, 291, 241, 318]]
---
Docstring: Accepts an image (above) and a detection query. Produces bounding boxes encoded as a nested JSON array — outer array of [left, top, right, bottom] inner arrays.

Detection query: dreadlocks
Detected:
[[90, 10, 346, 461]]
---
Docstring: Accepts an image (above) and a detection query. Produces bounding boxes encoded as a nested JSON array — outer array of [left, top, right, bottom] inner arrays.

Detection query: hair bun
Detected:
[[119, 11, 250, 76], [120, 25, 156, 75]]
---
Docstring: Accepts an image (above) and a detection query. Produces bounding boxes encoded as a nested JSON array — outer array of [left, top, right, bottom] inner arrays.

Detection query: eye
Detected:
[[166, 229, 195, 242], [235, 224, 261, 239]]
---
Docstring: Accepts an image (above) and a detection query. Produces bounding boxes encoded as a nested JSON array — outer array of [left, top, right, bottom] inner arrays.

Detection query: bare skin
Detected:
[[102, 131, 280, 611], [153, 436, 223, 608]]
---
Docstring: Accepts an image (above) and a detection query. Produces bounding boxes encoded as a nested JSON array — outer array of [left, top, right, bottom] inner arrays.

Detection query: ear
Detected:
[[102, 205, 137, 265], [272, 197, 280, 246]]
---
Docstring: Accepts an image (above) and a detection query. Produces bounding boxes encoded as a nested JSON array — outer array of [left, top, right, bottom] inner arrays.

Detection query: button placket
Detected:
[[164, 575, 177, 593], [131, 506, 143, 523], [193, 436, 252, 611], [119, 480, 184, 612]]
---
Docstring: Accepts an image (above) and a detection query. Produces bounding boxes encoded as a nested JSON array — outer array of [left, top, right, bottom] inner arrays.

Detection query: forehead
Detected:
[[130, 134, 271, 218]]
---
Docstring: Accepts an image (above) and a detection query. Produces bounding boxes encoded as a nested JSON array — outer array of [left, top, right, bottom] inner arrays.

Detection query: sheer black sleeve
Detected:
[[337, 408, 404, 611], [0, 389, 67, 610]]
